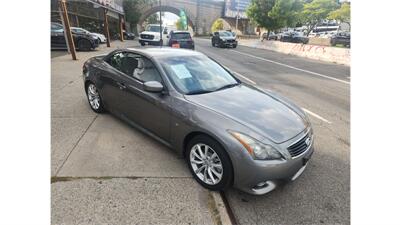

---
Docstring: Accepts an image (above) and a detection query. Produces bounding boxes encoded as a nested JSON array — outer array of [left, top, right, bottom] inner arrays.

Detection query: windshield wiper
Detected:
[[186, 90, 213, 95], [214, 83, 240, 91]]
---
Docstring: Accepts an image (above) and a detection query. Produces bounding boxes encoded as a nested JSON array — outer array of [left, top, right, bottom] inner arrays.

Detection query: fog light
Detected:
[[255, 181, 268, 188], [252, 181, 277, 195]]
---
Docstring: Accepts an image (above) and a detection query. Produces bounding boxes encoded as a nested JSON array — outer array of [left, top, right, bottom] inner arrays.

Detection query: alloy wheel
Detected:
[[190, 143, 223, 185], [87, 84, 100, 110]]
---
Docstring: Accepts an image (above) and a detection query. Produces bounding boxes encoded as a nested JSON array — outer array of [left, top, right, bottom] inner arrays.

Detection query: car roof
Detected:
[[125, 47, 203, 58]]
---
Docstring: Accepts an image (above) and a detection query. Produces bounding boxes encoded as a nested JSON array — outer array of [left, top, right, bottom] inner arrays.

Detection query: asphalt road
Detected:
[[194, 38, 350, 225], [51, 39, 350, 225]]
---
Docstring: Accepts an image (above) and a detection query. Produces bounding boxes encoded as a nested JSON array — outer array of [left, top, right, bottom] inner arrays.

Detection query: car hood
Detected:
[[140, 31, 160, 36], [184, 84, 307, 143], [221, 36, 236, 41]]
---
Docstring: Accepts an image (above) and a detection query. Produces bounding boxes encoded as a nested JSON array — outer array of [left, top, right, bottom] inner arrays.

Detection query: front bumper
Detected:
[[221, 41, 237, 47], [139, 38, 161, 45], [231, 130, 314, 195]]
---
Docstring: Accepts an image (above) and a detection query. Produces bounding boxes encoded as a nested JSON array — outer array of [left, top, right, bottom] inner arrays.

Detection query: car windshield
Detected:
[[159, 55, 240, 95], [146, 25, 161, 32], [219, 31, 232, 37]]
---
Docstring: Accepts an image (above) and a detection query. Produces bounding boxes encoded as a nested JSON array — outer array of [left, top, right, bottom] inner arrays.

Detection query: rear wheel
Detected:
[[78, 39, 92, 51], [186, 135, 233, 191]]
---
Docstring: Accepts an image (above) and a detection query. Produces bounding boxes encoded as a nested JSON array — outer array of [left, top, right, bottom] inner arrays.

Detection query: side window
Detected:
[[109, 52, 124, 71], [132, 57, 162, 83]]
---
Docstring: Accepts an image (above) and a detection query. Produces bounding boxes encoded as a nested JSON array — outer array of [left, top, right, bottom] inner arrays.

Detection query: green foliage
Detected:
[[246, 0, 280, 34], [269, 0, 304, 28], [146, 13, 159, 24], [211, 19, 224, 33], [328, 2, 350, 23], [123, 0, 156, 32], [301, 0, 338, 34], [175, 20, 185, 30]]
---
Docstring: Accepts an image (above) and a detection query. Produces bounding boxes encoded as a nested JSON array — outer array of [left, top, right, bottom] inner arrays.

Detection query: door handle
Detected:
[[117, 82, 126, 90]]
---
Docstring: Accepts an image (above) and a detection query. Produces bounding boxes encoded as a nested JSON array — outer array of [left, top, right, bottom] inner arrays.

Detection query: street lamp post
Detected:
[[159, 0, 162, 47]]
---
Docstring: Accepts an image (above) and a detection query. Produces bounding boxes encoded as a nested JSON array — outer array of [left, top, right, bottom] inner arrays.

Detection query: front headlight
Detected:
[[229, 131, 283, 160]]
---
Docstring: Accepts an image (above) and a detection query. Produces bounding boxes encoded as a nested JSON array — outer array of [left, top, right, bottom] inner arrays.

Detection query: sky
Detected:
[[162, 12, 180, 26]]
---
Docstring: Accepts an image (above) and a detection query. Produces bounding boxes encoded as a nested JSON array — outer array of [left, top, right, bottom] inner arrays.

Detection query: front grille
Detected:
[[226, 39, 235, 43], [140, 34, 154, 40], [287, 132, 312, 157]]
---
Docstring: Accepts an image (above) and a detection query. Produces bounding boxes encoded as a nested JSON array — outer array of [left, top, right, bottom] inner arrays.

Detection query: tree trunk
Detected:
[[266, 30, 271, 40]]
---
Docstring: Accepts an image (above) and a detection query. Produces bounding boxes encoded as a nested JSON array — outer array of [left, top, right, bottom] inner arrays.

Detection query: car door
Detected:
[[98, 52, 128, 114], [117, 53, 171, 142]]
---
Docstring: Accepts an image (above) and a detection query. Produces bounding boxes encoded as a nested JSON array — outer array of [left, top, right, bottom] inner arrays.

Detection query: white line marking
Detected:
[[230, 49, 350, 85], [302, 108, 332, 124], [219, 63, 257, 85]]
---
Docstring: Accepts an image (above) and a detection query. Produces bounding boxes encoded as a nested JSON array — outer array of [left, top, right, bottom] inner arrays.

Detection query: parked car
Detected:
[[331, 32, 350, 47], [139, 24, 168, 46], [211, 30, 237, 48], [123, 31, 135, 40], [262, 31, 278, 41], [280, 31, 309, 44], [82, 48, 314, 195], [51, 23, 99, 51], [167, 30, 194, 50], [70, 27, 106, 43]]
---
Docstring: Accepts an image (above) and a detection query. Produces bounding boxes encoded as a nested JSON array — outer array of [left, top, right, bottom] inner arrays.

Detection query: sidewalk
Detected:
[[51, 40, 231, 225]]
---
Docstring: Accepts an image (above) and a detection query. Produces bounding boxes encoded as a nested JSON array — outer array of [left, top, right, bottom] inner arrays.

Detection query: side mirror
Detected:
[[167, 35, 170, 38], [143, 81, 164, 93], [209, 33, 213, 37]]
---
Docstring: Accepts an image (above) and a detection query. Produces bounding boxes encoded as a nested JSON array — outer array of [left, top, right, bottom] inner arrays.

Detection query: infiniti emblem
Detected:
[[305, 137, 311, 146]]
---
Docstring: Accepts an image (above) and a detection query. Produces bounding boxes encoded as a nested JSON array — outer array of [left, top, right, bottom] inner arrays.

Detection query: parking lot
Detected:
[[52, 38, 350, 225]]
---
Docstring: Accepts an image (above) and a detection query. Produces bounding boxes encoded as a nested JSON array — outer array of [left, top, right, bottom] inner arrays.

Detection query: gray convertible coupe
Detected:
[[82, 48, 314, 195]]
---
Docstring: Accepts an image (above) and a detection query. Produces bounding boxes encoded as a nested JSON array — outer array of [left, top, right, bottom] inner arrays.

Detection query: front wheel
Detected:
[[86, 82, 105, 113], [186, 135, 233, 191]]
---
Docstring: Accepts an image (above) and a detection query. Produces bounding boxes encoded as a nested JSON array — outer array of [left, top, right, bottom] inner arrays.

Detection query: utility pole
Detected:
[[59, 0, 77, 60], [235, 0, 240, 33], [159, 0, 162, 46]]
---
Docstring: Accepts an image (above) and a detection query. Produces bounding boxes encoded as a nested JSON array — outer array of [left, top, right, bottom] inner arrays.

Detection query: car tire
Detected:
[[212, 41, 215, 47], [86, 82, 105, 113], [186, 135, 233, 191], [233, 44, 237, 48], [78, 39, 92, 51]]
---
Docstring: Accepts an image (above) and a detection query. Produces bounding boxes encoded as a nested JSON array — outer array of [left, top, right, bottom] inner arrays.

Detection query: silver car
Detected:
[[83, 48, 314, 195]]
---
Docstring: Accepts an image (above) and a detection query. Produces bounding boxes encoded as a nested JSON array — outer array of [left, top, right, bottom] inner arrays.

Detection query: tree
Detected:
[[269, 0, 304, 28], [246, 0, 280, 39], [328, 2, 350, 23], [123, 0, 156, 33], [175, 20, 185, 30], [211, 19, 224, 33], [146, 13, 159, 24], [300, 0, 338, 35]]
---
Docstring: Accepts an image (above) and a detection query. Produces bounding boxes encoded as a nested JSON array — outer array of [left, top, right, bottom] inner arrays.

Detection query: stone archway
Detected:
[[137, 5, 195, 32]]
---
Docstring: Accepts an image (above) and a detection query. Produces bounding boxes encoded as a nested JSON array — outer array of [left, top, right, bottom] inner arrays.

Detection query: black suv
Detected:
[[167, 31, 194, 49], [331, 32, 350, 47], [51, 22, 99, 51], [211, 31, 237, 48]]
